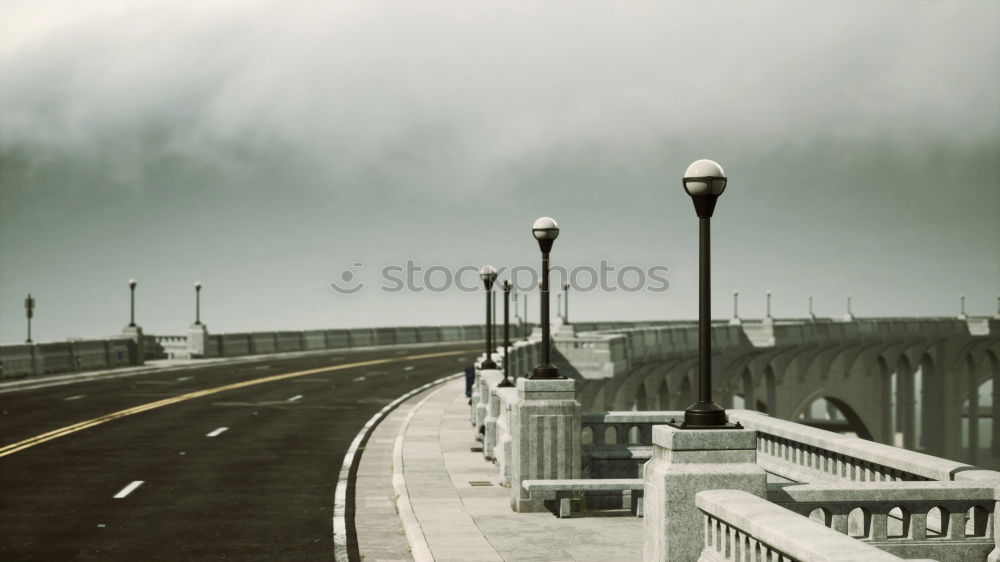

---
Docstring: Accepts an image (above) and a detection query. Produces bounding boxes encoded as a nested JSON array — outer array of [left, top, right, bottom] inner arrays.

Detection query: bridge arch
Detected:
[[791, 388, 875, 441]]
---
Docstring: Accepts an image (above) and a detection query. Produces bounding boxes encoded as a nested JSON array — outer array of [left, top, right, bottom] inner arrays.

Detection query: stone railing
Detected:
[[768, 482, 999, 562], [696, 490, 933, 562], [728, 410, 972, 484], [580, 411, 682, 478], [0, 338, 139, 379], [151, 334, 187, 359]]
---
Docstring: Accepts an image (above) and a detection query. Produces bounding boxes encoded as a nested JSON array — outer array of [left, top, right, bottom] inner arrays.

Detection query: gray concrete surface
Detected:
[[354, 377, 642, 561]]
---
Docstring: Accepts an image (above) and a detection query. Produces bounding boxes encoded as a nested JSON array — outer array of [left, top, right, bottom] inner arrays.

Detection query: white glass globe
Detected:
[[683, 159, 727, 196], [532, 216, 560, 240]]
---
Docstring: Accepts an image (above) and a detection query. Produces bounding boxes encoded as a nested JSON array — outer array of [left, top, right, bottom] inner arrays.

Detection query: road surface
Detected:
[[0, 342, 479, 561]]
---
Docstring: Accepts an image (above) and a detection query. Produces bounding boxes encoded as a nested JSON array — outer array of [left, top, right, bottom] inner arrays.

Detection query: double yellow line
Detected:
[[0, 350, 467, 459]]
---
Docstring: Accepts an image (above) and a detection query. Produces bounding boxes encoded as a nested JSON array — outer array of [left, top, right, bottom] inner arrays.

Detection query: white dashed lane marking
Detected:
[[287, 395, 303, 402], [113, 481, 144, 499], [206, 427, 228, 437], [176, 376, 193, 382], [403, 366, 415, 372], [352, 376, 366, 382], [64, 395, 85, 401]]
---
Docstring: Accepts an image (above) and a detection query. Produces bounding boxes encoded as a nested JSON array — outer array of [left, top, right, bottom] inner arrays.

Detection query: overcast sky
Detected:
[[1, 1, 998, 343]]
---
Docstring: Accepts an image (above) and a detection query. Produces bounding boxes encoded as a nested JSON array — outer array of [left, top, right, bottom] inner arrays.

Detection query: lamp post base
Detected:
[[497, 377, 515, 388], [529, 364, 563, 380], [667, 401, 741, 430], [481, 359, 498, 369]]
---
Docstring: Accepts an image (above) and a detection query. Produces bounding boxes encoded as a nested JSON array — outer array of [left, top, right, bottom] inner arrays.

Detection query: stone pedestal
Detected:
[[511, 378, 581, 512], [475, 369, 502, 441], [187, 323, 208, 357], [643, 425, 766, 562], [121, 325, 145, 364], [494, 387, 520, 485]]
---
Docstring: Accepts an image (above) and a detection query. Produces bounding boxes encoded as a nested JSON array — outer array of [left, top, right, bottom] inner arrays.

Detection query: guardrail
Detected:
[[696, 490, 932, 562], [768, 482, 998, 562]]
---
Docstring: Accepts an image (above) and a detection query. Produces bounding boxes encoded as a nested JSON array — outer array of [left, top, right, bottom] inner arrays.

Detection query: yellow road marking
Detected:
[[0, 350, 466, 459]]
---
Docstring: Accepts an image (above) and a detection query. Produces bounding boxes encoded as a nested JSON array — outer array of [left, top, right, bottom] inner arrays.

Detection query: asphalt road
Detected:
[[0, 342, 479, 561]]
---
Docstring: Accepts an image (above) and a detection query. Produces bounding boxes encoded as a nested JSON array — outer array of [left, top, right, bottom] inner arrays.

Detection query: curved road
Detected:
[[0, 342, 479, 561]]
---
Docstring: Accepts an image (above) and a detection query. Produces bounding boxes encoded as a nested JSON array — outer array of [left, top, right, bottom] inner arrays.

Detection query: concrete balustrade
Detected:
[[728, 410, 973, 483], [695, 490, 930, 562], [0, 338, 140, 378], [767, 482, 999, 562]]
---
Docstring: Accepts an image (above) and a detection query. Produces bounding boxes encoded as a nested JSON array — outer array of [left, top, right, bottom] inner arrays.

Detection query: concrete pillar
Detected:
[[921, 357, 946, 456], [510, 378, 580, 512], [898, 364, 916, 449], [643, 425, 767, 562], [187, 323, 209, 358], [968, 359, 980, 465], [992, 358, 1000, 457], [483, 375, 504, 460], [121, 325, 145, 365]]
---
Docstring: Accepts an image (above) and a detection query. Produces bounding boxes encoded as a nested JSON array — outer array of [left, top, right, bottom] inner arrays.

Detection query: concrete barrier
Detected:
[[250, 332, 277, 354], [373, 327, 397, 346], [325, 330, 351, 349], [72, 340, 109, 371], [303, 330, 326, 350], [417, 326, 441, 342], [220, 333, 251, 357], [349, 328, 375, 347], [0, 344, 35, 377], [394, 327, 418, 344], [276, 331, 304, 352], [441, 325, 464, 341]]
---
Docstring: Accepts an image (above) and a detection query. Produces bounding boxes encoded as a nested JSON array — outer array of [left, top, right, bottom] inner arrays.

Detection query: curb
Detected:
[[332, 372, 463, 562]]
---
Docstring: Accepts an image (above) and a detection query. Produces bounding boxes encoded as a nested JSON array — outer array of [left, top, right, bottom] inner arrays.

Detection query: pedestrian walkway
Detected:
[[355, 378, 642, 562]]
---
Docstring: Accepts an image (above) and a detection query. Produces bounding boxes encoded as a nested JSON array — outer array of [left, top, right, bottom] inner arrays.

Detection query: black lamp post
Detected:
[[128, 279, 137, 327], [563, 282, 570, 324], [499, 280, 514, 387], [194, 282, 203, 325], [530, 217, 562, 379], [24, 293, 35, 343], [675, 159, 737, 429], [479, 265, 498, 369], [523, 292, 529, 340]]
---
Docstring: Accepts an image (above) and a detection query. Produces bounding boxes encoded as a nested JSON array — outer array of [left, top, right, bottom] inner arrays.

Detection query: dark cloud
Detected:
[[1, 1, 997, 341]]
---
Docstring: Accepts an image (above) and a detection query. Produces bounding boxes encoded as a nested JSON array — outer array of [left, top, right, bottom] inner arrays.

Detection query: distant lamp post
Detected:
[[563, 282, 571, 324], [530, 216, 562, 379], [995, 295, 1000, 320], [729, 290, 740, 325], [765, 290, 773, 320], [523, 291, 529, 340], [194, 282, 203, 325], [557, 292, 563, 323], [128, 279, 138, 327], [675, 159, 735, 428], [844, 295, 854, 322], [499, 280, 514, 387], [958, 294, 967, 320], [479, 266, 498, 369], [808, 295, 816, 320], [24, 294, 35, 343]]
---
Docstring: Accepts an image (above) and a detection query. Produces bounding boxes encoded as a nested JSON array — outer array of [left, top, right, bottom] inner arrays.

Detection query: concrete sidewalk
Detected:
[[355, 378, 642, 562]]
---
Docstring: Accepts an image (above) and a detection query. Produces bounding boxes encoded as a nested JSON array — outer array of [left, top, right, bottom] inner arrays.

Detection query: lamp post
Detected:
[[809, 295, 816, 320], [194, 282, 203, 325], [523, 291, 529, 339], [765, 290, 772, 319], [959, 294, 967, 319], [844, 295, 854, 321], [674, 159, 735, 428], [530, 217, 561, 379], [563, 282, 571, 324], [128, 279, 137, 327], [24, 294, 35, 343], [499, 280, 514, 387], [479, 266, 498, 369]]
